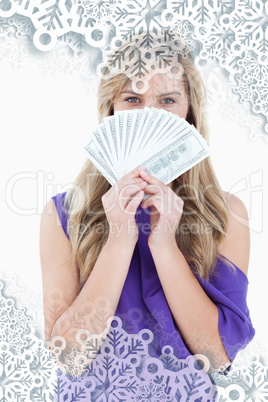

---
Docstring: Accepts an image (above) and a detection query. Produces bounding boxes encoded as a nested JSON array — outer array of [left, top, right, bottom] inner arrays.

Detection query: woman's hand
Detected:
[[140, 168, 184, 248], [101, 166, 148, 245]]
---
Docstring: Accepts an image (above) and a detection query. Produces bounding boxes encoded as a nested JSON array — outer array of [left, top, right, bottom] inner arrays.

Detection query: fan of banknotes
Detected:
[[84, 107, 209, 186]]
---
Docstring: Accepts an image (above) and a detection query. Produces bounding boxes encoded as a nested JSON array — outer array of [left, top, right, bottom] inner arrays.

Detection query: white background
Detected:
[[1, 58, 267, 363]]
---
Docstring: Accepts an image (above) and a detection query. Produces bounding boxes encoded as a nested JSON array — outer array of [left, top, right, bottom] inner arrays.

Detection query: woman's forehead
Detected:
[[122, 73, 187, 94]]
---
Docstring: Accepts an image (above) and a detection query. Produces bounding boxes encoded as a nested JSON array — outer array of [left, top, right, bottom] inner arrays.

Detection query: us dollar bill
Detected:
[[84, 138, 117, 185], [84, 108, 210, 187], [140, 129, 209, 185]]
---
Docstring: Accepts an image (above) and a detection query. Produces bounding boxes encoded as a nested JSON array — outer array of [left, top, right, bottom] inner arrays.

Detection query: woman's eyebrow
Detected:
[[120, 90, 139, 95], [119, 90, 182, 96], [159, 91, 182, 97]]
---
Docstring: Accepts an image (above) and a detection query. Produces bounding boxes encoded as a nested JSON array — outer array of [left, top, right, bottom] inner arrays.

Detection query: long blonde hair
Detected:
[[65, 38, 229, 285]]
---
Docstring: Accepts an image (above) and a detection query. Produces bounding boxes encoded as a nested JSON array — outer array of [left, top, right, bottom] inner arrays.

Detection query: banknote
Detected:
[[140, 130, 209, 184], [84, 108, 210, 187], [84, 138, 117, 185]]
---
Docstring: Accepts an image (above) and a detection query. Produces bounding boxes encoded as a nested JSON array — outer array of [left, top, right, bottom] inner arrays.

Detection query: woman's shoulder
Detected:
[[41, 192, 69, 239], [218, 192, 250, 276], [51, 191, 68, 208], [223, 191, 248, 216]]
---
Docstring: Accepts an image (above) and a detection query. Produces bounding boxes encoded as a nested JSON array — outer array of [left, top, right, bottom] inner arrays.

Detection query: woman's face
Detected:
[[113, 72, 189, 119]]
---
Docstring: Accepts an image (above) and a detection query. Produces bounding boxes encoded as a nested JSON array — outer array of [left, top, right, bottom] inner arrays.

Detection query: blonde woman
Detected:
[[40, 33, 255, 374]]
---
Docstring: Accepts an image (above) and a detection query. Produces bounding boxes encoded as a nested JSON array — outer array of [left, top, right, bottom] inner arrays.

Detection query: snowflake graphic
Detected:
[[0, 279, 58, 401], [7, 14, 35, 39], [203, 57, 267, 140], [234, 49, 267, 117], [0, 35, 35, 67], [44, 316, 220, 400], [231, 355, 268, 401], [133, 379, 172, 401], [0, 275, 267, 400], [112, 0, 166, 40], [144, 309, 169, 335], [78, 0, 117, 22], [39, 49, 69, 76], [98, 29, 191, 94], [230, 0, 267, 55], [0, 17, 10, 38], [0, 0, 266, 136], [82, 71, 99, 96], [171, 19, 195, 50], [203, 23, 236, 66], [0, 282, 31, 355], [167, 0, 268, 135], [213, 354, 268, 402]]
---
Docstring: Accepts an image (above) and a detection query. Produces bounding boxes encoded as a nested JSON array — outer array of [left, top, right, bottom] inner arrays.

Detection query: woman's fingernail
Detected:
[[142, 170, 148, 176]]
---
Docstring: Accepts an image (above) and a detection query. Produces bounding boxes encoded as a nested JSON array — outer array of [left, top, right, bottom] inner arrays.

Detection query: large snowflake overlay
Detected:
[[0, 278, 58, 401], [0, 275, 268, 401], [78, 0, 116, 23], [97, 30, 191, 94], [212, 354, 268, 401], [202, 58, 266, 140], [0, 0, 267, 137], [49, 316, 221, 401]]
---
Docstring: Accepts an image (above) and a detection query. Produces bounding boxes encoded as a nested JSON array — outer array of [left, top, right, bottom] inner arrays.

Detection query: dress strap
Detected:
[[51, 192, 69, 239]]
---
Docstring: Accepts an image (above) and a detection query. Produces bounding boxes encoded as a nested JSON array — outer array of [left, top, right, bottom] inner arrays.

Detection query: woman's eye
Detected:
[[126, 97, 140, 103], [161, 98, 175, 104]]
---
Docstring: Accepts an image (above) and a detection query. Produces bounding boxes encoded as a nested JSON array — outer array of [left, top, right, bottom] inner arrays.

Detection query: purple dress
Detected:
[[52, 192, 255, 363]]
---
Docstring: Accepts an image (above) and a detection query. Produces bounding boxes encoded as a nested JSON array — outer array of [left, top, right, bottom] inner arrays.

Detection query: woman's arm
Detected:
[[40, 199, 135, 350], [140, 168, 250, 368], [149, 243, 230, 368], [218, 192, 250, 275], [40, 167, 148, 351], [149, 193, 250, 368]]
